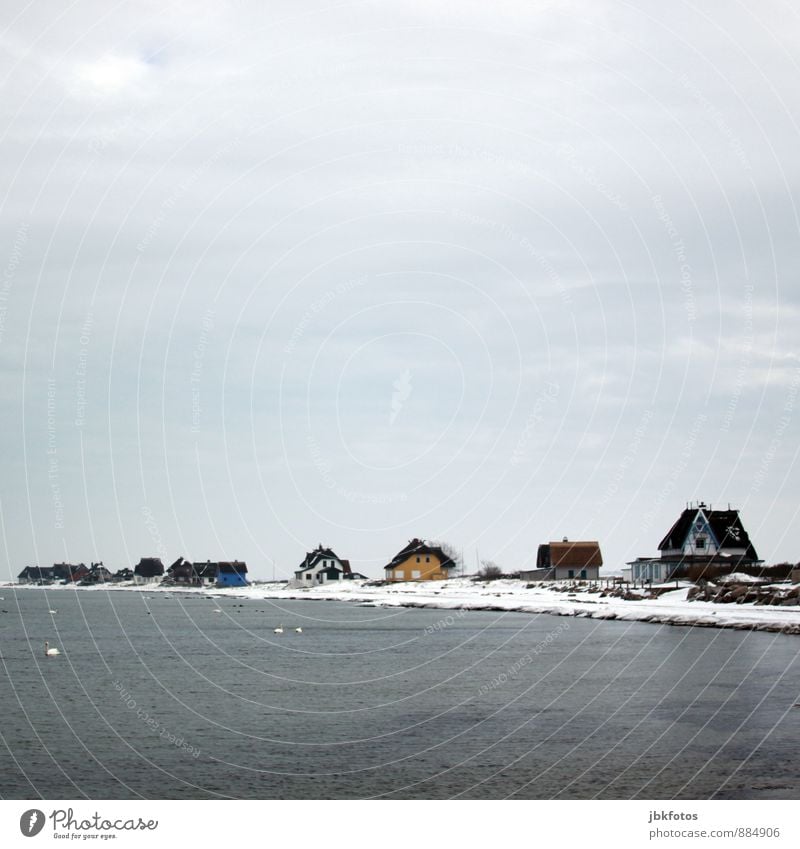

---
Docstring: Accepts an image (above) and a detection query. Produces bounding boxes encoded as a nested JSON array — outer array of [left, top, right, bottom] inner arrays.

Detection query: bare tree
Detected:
[[478, 559, 504, 581], [430, 540, 462, 571]]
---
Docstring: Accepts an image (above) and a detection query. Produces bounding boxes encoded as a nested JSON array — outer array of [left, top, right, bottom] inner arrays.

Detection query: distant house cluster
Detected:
[[18, 562, 117, 585], [14, 503, 763, 587], [17, 556, 249, 588]]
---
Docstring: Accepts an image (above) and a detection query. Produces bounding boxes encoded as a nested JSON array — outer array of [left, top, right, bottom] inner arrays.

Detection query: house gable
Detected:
[[658, 504, 759, 562], [681, 509, 720, 556], [533, 540, 603, 580], [292, 545, 350, 584], [384, 538, 456, 581]]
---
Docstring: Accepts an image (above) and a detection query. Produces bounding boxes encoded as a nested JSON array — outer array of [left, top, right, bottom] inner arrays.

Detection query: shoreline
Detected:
[[5, 577, 800, 635]]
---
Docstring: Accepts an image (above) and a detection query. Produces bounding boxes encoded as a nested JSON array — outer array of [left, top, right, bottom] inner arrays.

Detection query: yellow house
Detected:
[[384, 538, 457, 582]]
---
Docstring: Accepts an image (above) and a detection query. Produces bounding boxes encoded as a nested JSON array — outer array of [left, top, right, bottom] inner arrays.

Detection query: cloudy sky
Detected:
[[1, 0, 798, 579]]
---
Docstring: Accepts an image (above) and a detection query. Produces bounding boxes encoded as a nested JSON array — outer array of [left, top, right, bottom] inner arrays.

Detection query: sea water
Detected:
[[0, 589, 797, 799]]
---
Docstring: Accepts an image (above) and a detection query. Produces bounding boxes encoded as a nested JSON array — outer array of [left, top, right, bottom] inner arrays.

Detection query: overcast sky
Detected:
[[1, 0, 798, 579]]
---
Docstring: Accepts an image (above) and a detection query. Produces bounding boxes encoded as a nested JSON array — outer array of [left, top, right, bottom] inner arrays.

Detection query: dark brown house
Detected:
[[134, 557, 165, 584]]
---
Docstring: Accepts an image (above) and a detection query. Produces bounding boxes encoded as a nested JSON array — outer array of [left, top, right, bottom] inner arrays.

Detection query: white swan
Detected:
[[48, 609, 58, 614], [273, 624, 284, 634], [44, 641, 60, 657], [294, 627, 303, 634]]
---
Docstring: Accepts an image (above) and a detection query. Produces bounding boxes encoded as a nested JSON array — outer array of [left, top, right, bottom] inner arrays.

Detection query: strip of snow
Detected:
[[5, 577, 798, 634]]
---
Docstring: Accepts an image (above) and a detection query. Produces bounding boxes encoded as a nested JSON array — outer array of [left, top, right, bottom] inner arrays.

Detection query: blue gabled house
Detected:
[[216, 560, 248, 587]]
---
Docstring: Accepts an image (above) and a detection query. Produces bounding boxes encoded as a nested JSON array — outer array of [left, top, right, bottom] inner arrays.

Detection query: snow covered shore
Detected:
[[259, 578, 800, 634], [8, 577, 800, 635]]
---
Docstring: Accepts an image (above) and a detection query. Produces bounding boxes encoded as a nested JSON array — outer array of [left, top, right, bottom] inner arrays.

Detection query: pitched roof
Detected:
[[545, 541, 603, 569], [18, 566, 54, 579], [134, 557, 165, 576], [384, 538, 456, 571], [217, 561, 247, 574], [658, 506, 759, 560], [192, 561, 220, 578], [296, 545, 349, 573], [52, 562, 86, 577]]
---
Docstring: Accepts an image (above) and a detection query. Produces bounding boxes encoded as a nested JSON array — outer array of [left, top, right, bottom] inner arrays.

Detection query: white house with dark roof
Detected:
[[290, 545, 352, 587], [628, 502, 761, 582]]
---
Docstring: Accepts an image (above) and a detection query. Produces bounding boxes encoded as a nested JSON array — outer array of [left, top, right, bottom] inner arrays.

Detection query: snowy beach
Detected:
[[8, 577, 800, 635]]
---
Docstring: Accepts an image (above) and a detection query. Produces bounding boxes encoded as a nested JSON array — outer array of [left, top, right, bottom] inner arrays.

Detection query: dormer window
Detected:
[[696, 538, 706, 550]]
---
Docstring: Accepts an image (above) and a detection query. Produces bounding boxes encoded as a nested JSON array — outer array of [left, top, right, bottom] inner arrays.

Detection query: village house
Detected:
[[80, 562, 114, 584], [17, 566, 55, 584], [133, 557, 165, 585], [521, 538, 603, 581], [216, 561, 248, 587], [194, 562, 219, 585], [165, 557, 193, 584], [165, 558, 218, 586], [290, 545, 352, 587], [384, 538, 457, 582], [52, 562, 89, 583], [627, 502, 762, 582]]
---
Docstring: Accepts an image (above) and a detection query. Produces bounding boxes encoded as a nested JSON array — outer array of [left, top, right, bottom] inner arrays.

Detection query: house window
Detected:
[[416, 556, 421, 563], [426, 556, 430, 563], [580, 570, 587, 579], [568, 569, 575, 579], [412, 570, 421, 579], [696, 538, 706, 550], [306, 573, 312, 580]]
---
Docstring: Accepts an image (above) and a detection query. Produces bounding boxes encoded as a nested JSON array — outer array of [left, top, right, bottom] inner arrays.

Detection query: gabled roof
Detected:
[[193, 561, 219, 578], [134, 557, 165, 577], [548, 541, 603, 569], [18, 566, 54, 579], [384, 538, 456, 571], [217, 561, 247, 574], [658, 506, 759, 560], [52, 562, 86, 576], [296, 545, 350, 574]]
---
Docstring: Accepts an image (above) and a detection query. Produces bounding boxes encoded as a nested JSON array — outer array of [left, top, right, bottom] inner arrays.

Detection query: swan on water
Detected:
[[44, 641, 60, 657], [273, 624, 284, 634], [294, 627, 303, 634]]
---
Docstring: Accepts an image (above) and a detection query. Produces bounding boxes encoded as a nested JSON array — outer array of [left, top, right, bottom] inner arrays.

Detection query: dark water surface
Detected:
[[1, 588, 798, 799]]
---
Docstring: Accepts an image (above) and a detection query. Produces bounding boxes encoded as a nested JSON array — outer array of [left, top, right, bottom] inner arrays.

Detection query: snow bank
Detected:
[[5, 577, 799, 634]]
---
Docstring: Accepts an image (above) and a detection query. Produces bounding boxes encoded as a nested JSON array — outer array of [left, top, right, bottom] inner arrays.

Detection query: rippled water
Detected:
[[1, 588, 798, 799]]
